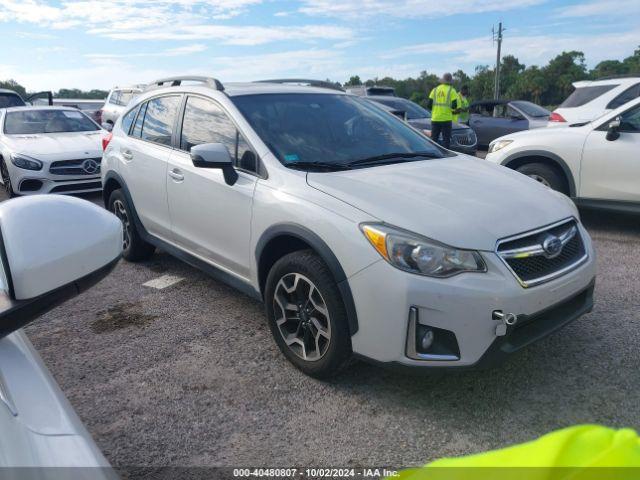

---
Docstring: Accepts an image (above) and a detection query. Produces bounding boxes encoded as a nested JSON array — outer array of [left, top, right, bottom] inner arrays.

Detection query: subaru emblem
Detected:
[[542, 234, 562, 258]]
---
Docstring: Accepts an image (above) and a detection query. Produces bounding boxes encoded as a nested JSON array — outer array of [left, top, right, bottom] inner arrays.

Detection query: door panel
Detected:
[[580, 131, 640, 201], [167, 150, 256, 278]]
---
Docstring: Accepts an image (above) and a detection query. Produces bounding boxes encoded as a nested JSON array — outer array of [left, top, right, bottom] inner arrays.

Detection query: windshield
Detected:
[[232, 93, 444, 168], [511, 101, 550, 118], [371, 97, 431, 120], [0, 93, 25, 108], [4, 109, 100, 134]]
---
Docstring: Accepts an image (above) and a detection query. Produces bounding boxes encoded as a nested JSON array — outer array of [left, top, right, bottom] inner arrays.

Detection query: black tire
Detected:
[[264, 250, 352, 379], [0, 158, 17, 198], [516, 162, 568, 195], [108, 189, 155, 261]]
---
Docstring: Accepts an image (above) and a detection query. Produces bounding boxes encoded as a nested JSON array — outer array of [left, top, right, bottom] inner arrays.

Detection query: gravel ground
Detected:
[[3, 189, 639, 470]]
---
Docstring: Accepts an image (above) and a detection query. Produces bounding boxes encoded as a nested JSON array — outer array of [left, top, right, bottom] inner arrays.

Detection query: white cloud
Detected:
[[84, 44, 207, 61], [382, 29, 640, 68], [556, 0, 640, 18], [298, 0, 545, 18], [0, 0, 352, 45]]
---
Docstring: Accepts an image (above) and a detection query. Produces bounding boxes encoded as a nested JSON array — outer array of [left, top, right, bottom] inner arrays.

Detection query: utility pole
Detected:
[[493, 22, 504, 100]]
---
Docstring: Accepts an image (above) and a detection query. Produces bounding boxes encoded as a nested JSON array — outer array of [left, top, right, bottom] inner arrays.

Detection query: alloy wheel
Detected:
[[273, 273, 331, 362], [528, 174, 551, 188], [112, 199, 132, 251]]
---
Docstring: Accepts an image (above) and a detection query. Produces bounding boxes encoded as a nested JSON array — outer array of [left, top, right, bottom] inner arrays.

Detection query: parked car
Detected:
[[346, 85, 397, 97], [549, 76, 640, 124], [0, 106, 105, 197], [366, 95, 477, 155], [0, 194, 121, 470], [486, 97, 640, 212], [100, 85, 144, 127], [33, 98, 106, 124], [102, 76, 596, 378], [0, 89, 53, 108], [468, 100, 550, 146]]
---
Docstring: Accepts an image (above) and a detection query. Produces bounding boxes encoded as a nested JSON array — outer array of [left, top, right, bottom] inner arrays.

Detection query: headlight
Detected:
[[11, 154, 43, 171], [488, 139, 513, 154], [361, 223, 486, 277]]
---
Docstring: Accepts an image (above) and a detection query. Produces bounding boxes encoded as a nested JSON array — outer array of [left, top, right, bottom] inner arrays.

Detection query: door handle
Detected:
[[168, 169, 184, 182], [121, 149, 133, 160]]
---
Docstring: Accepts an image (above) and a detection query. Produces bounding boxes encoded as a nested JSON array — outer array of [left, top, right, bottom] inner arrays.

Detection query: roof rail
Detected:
[[257, 79, 344, 92], [147, 76, 225, 91], [594, 74, 640, 81]]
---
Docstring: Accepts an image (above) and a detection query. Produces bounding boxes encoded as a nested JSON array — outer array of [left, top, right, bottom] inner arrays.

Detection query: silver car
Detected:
[[100, 86, 143, 127]]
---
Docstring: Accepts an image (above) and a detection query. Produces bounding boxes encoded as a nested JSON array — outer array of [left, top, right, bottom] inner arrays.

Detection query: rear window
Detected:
[[560, 85, 617, 108], [4, 109, 99, 134], [510, 101, 550, 118], [0, 92, 25, 108]]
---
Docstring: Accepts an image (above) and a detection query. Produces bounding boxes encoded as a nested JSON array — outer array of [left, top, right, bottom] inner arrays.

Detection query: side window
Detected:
[[140, 95, 181, 146], [607, 84, 640, 110], [109, 91, 121, 106], [121, 106, 138, 134], [181, 96, 258, 172], [120, 91, 134, 106], [619, 105, 640, 133], [131, 102, 147, 138]]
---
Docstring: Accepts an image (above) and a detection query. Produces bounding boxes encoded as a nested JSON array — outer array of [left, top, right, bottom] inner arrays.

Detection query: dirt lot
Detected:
[[4, 188, 639, 469]]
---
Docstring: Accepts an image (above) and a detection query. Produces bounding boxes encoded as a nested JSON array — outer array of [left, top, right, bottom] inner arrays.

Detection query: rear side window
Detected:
[[607, 83, 640, 110], [131, 102, 147, 137], [180, 96, 257, 172], [0, 93, 24, 108], [109, 91, 121, 105], [121, 106, 138, 134], [560, 85, 617, 108], [140, 95, 181, 146]]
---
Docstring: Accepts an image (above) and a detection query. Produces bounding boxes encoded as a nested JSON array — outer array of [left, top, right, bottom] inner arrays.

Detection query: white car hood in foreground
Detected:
[[3, 131, 103, 158], [307, 155, 576, 251]]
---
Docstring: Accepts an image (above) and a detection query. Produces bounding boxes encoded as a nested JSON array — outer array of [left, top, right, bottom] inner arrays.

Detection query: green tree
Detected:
[[345, 75, 362, 86]]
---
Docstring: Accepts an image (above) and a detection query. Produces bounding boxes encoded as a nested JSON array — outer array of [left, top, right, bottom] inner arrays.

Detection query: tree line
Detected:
[[2, 47, 639, 108], [344, 48, 640, 108]]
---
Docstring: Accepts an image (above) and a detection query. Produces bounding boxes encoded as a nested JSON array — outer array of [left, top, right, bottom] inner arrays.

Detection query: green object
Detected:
[[429, 84, 459, 122], [453, 95, 470, 123], [394, 425, 640, 480]]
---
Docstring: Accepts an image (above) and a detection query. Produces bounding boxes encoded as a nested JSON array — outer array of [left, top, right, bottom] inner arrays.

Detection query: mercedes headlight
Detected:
[[488, 139, 513, 154], [11, 154, 43, 171], [361, 223, 486, 277]]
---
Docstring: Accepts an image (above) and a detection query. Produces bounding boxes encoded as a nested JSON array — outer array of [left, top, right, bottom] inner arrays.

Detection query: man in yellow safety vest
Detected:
[[453, 85, 470, 124], [427, 73, 459, 149]]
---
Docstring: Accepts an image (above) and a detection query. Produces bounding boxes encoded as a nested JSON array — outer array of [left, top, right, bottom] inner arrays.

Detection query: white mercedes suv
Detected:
[[102, 76, 596, 378]]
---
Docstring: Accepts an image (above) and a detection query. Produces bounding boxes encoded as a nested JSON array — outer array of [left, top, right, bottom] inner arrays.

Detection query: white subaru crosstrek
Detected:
[[102, 76, 596, 378]]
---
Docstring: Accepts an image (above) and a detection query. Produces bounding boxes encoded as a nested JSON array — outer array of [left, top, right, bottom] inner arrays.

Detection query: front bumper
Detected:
[[7, 164, 102, 195], [348, 225, 596, 369]]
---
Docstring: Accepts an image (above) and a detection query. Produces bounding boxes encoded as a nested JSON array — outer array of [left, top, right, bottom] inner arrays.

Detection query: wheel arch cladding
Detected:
[[502, 150, 576, 197], [256, 224, 359, 335]]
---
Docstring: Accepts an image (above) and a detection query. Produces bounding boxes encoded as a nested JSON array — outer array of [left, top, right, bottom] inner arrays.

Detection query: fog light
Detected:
[[419, 327, 434, 351]]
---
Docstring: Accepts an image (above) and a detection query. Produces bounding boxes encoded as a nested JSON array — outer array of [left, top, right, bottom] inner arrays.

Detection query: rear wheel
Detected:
[[0, 159, 16, 198], [108, 189, 155, 261], [265, 250, 352, 379], [516, 162, 568, 195]]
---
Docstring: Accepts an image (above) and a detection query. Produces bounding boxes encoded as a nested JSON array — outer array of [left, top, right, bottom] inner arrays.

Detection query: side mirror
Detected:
[[101, 122, 113, 132], [190, 143, 238, 186], [0, 196, 122, 339], [606, 117, 621, 141]]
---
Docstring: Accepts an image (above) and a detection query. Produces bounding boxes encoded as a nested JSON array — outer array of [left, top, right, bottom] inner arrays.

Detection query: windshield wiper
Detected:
[[347, 152, 441, 167], [285, 161, 353, 171]]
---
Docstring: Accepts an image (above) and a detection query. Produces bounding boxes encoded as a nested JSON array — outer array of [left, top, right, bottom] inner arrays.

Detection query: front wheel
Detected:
[[516, 162, 568, 195], [0, 159, 16, 198], [264, 250, 352, 379], [108, 189, 155, 261]]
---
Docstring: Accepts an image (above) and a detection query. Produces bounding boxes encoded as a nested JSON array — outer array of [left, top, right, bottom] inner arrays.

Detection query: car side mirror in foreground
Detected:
[[190, 143, 239, 186], [606, 117, 621, 141], [0, 196, 122, 339]]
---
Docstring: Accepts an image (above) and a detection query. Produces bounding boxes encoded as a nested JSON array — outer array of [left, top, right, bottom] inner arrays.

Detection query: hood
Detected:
[[3, 131, 104, 159], [409, 118, 469, 132], [307, 155, 576, 251]]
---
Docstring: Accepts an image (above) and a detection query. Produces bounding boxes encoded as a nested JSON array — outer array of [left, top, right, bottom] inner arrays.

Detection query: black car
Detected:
[[366, 96, 478, 155]]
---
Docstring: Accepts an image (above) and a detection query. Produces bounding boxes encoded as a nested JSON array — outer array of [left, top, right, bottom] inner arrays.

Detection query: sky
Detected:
[[1, 0, 639, 92]]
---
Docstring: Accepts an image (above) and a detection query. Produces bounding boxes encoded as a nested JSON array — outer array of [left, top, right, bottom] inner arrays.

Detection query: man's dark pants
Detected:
[[431, 121, 452, 149]]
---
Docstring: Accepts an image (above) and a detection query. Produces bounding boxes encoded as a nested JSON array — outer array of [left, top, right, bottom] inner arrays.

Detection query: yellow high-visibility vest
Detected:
[[393, 425, 640, 480], [453, 95, 470, 123], [429, 84, 459, 122]]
